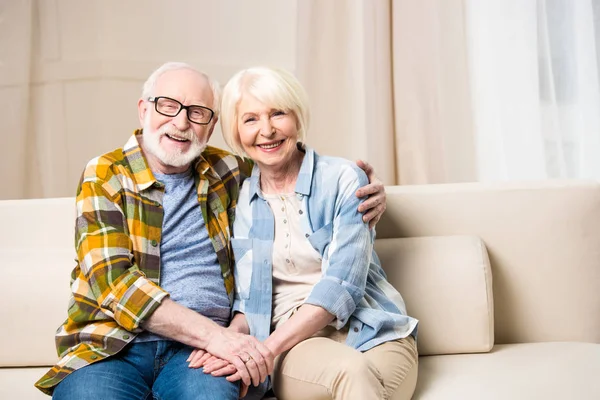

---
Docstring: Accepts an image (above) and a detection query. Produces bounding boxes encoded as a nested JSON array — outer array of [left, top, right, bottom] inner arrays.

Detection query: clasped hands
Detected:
[[187, 327, 273, 396]]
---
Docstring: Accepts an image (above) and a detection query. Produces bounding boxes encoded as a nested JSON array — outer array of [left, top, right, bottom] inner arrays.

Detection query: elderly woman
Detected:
[[191, 67, 418, 400]]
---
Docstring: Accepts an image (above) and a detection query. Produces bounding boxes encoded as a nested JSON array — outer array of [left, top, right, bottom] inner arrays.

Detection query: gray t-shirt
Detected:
[[135, 168, 231, 342]]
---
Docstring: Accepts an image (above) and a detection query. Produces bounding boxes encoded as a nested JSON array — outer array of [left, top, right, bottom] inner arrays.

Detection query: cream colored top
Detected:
[[265, 193, 322, 330]]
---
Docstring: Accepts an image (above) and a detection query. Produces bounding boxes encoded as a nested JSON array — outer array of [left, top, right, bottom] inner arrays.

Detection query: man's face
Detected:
[[138, 69, 216, 174]]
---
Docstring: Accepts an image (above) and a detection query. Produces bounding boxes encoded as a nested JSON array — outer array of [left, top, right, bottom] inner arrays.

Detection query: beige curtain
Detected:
[[1, 1, 37, 199], [392, 0, 476, 184], [295, 0, 397, 184], [296, 0, 475, 185]]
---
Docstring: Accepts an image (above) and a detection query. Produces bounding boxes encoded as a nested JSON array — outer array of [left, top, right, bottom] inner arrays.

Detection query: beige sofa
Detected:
[[1, 181, 599, 399]]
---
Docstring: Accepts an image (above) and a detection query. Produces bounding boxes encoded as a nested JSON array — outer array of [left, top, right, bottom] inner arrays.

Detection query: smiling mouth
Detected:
[[165, 133, 189, 142], [258, 140, 284, 149]]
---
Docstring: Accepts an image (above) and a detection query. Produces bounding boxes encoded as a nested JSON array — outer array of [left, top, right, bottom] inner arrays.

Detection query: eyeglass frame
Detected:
[[147, 96, 215, 125]]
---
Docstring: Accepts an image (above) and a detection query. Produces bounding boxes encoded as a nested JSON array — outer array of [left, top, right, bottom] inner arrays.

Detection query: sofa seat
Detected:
[[0, 368, 50, 400], [414, 342, 600, 399]]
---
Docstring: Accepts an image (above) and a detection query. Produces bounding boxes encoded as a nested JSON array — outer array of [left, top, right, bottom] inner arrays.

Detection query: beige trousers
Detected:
[[271, 327, 418, 400]]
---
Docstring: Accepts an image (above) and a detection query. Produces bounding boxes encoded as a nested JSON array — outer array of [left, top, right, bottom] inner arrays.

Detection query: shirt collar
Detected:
[[122, 130, 156, 191], [248, 142, 315, 202]]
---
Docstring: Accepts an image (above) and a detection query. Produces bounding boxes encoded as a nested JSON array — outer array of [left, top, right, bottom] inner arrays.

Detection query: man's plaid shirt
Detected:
[[35, 131, 252, 394]]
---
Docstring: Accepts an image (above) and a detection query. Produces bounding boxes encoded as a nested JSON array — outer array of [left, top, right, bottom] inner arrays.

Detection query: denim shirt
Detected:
[[232, 146, 418, 398]]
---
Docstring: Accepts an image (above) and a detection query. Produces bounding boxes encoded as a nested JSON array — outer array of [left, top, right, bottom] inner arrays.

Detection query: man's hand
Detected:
[[202, 328, 273, 387], [355, 159, 387, 229]]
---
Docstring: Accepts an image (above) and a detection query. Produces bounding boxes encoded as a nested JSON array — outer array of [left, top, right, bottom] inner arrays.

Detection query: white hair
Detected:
[[141, 62, 222, 116]]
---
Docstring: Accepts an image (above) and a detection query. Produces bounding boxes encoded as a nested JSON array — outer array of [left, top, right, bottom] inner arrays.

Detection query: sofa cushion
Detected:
[[374, 236, 493, 356], [0, 198, 75, 367], [414, 342, 600, 399], [0, 368, 52, 399], [2, 249, 75, 367]]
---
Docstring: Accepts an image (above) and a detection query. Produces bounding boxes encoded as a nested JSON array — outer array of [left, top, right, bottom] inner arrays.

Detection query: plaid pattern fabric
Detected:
[[35, 131, 252, 394]]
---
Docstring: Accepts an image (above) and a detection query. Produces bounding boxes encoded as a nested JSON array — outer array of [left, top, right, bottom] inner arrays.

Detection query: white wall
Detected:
[[0, 0, 298, 199]]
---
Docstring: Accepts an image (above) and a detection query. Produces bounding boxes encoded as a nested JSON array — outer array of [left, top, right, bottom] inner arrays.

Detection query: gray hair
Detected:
[[141, 62, 222, 116]]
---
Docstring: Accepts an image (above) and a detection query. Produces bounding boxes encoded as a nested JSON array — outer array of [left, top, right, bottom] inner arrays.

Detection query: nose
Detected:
[[172, 108, 190, 131], [259, 118, 274, 137]]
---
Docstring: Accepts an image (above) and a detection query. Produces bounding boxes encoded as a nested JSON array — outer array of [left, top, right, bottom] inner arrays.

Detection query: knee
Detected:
[[52, 371, 97, 400], [334, 353, 379, 383]]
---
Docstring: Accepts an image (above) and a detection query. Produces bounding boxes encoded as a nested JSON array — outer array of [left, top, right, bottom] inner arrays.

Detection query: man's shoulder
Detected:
[[201, 146, 251, 178], [79, 146, 129, 187], [202, 145, 239, 163]]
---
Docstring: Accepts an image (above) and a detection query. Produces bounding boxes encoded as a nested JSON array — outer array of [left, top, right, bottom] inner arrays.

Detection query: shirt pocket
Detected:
[[231, 238, 253, 300], [308, 222, 333, 256]]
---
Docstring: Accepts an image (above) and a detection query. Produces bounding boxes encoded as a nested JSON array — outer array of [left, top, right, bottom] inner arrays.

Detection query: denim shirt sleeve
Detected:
[[304, 165, 373, 329], [231, 182, 253, 316]]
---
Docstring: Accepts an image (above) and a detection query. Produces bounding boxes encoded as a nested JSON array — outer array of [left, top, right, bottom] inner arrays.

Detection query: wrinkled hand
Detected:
[[188, 350, 258, 388], [187, 350, 249, 398], [355, 160, 387, 229], [198, 329, 273, 387]]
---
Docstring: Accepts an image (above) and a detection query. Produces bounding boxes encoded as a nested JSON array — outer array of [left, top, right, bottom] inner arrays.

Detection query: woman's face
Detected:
[[236, 94, 300, 170]]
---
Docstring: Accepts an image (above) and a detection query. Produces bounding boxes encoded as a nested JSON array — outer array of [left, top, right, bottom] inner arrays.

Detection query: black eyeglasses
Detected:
[[148, 96, 214, 125]]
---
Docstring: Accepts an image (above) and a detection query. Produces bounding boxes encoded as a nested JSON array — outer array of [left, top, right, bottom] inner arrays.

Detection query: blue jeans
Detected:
[[52, 341, 240, 400]]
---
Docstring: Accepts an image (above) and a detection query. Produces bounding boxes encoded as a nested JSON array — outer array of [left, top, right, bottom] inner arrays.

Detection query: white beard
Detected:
[[142, 114, 207, 169]]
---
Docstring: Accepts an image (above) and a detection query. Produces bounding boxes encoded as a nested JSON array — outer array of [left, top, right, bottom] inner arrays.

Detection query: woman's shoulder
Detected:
[[313, 153, 369, 189]]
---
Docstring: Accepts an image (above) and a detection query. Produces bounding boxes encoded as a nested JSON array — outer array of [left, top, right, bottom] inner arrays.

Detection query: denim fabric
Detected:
[[52, 341, 239, 400]]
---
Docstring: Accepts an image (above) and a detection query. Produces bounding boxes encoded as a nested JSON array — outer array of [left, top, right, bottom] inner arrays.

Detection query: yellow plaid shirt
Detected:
[[35, 131, 252, 394]]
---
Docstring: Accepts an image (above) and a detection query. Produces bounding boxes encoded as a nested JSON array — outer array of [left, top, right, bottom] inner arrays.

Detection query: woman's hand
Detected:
[[355, 160, 387, 229], [187, 352, 249, 399], [186, 348, 215, 369]]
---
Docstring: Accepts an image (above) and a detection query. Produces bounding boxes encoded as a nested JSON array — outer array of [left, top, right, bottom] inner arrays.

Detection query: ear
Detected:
[[138, 98, 149, 127]]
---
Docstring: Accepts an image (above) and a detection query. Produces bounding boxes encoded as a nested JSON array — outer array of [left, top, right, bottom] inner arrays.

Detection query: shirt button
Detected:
[[286, 233, 290, 237], [305, 233, 309, 238], [264, 260, 268, 264], [285, 244, 289, 248], [281, 207, 285, 211], [283, 219, 287, 224], [299, 210, 303, 215], [151, 239, 158, 247], [353, 327, 359, 333], [286, 259, 290, 263]]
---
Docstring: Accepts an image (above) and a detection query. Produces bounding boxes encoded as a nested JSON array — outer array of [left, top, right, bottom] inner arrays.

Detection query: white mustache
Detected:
[[160, 126, 196, 142]]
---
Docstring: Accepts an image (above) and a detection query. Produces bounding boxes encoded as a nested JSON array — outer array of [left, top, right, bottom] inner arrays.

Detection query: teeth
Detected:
[[166, 134, 188, 142], [260, 141, 282, 149]]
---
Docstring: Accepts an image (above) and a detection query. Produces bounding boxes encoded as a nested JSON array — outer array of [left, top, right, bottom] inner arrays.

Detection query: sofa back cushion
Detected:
[[376, 181, 600, 344], [375, 236, 494, 356], [0, 198, 75, 367]]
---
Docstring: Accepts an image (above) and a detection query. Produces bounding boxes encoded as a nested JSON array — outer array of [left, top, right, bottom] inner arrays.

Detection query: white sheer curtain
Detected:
[[466, 0, 600, 180]]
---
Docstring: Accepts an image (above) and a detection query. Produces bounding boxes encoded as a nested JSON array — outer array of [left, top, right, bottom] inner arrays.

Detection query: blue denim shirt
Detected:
[[232, 146, 418, 398]]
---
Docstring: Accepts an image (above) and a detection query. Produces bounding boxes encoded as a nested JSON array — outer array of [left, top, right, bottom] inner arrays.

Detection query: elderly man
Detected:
[[35, 62, 386, 400]]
